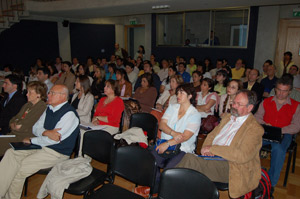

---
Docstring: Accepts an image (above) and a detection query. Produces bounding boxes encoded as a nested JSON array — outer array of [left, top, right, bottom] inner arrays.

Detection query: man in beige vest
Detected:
[[176, 90, 264, 198]]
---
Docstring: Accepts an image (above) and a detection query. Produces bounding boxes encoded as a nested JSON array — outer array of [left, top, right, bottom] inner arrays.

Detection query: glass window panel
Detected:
[[156, 13, 183, 46]]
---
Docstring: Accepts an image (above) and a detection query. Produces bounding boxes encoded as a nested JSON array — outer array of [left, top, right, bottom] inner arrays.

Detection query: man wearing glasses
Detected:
[[255, 76, 300, 193], [0, 85, 80, 199]]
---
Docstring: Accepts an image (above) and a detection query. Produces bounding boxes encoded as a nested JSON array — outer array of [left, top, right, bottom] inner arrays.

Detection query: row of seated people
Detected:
[[0, 73, 299, 198]]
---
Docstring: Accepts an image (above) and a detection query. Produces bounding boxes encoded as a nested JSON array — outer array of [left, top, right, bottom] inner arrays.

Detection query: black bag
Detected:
[[239, 168, 271, 199], [155, 139, 181, 158]]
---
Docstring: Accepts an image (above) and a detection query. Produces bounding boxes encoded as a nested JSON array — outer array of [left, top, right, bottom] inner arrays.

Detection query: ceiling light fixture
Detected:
[[152, 5, 170, 10]]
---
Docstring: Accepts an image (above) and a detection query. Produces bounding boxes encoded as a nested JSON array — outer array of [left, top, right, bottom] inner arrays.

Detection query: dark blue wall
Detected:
[[0, 20, 59, 72], [69, 23, 115, 63], [151, 7, 259, 67]]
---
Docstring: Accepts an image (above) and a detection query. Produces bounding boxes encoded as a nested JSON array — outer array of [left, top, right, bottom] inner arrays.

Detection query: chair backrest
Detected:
[[82, 130, 115, 165], [113, 146, 157, 192], [129, 113, 158, 142], [119, 111, 125, 133], [158, 168, 219, 199]]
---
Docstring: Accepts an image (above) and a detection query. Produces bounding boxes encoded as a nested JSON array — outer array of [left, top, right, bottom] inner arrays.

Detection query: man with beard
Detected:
[[176, 90, 264, 199]]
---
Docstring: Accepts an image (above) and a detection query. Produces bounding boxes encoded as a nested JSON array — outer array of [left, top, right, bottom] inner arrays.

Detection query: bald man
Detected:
[[0, 85, 80, 199]]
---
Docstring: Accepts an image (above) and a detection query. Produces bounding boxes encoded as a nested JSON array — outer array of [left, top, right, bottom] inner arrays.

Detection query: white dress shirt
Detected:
[[212, 114, 249, 146], [31, 101, 79, 146]]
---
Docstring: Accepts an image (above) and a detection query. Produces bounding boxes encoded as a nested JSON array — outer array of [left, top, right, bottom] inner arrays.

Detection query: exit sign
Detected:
[[129, 18, 137, 25], [293, 8, 300, 17]]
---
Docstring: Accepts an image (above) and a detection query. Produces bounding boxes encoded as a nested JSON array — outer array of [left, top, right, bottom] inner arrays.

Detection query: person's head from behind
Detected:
[[47, 85, 68, 107], [141, 73, 153, 88], [104, 79, 120, 97], [263, 60, 273, 73], [192, 71, 202, 84], [125, 62, 134, 74], [201, 78, 214, 93], [231, 90, 257, 117], [178, 62, 186, 73], [27, 81, 48, 103], [248, 69, 260, 83], [267, 65, 276, 77], [75, 75, 90, 95], [170, 75, 184, 90], [275, 74, 293, 101], [227, 79, 243, 96], [288, 65, 298, 76], [176, 83, 196, 106], [37, 67, 51, 82], [3, 74, 22, 94]]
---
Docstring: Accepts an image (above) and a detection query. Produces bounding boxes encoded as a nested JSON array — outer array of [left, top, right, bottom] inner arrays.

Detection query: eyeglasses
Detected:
[[232, 101, 248, 107], [48, 91, 65, 95]]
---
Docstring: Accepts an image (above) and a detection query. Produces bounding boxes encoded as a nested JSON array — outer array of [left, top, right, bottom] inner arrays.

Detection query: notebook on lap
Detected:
[[9, 142, 42, 150], [262, 124, 282, 143]]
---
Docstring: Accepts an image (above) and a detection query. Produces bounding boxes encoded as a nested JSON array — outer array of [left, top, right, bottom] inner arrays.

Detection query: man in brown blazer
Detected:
[[176, 90, 264, 198]]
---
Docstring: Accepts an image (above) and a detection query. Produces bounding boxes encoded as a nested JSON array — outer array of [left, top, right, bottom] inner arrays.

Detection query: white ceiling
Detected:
[[26, 0, 300, 19]]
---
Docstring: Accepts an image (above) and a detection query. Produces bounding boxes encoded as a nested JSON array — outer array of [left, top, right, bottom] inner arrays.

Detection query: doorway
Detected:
[[124, 25, 145, 59], [275, 19, 300, 75]]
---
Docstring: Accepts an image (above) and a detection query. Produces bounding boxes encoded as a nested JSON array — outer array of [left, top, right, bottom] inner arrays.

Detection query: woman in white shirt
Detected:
[[196, 78, 218, 118], [71, 75, 94, 123], [160, 65, 177, 93]]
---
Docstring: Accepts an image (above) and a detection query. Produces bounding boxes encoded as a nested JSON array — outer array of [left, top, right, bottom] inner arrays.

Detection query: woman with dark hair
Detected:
[[76, 64, 93, 85], [196, 62, 212, 79], [134, 45, 145, 60], [0, 81, 47, 155], [133, 73, 157, 113], [196, 78, 218, 118], [136, 56, 144, 71], [105, 63, 117, 80], [47, 63, 59, 84], [214, 70, 229, 96], [204, 57, 214, 72], [136, 83, 201, 195], [160, 65, 177, 93], [71, 75, 94, 123], [55, 61, 76, 94], [186, 57, 197, 76], [279, 51, 294, 77], [116, 68, 132, 97], [191, 71, 202, 92], [91, 66, 105, 102], [219, 79, 243, 117], [92, 79, 124, 135]]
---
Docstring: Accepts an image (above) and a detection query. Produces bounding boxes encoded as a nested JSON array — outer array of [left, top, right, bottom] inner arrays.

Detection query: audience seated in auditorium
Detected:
[[91, 66, 105, 103], [116, 68, 132, 97], [186, 57, 197, 76], [214, 70, 229, 96], [0, 81, 47, 156], [151, 75, 184, 138], [71, 57, 79, 72], [134, 60, 160, 95], [157, 59, 169, 82], [243, 69, 264, 105], [196, 78, 218, 118], [54, 56, 63, 73], [0, 75, 27, 135], [76, 64, 93, 85], [219, 79, 243, 117], [55, 61, 76, 94], [105, 63, 117, 80], [37, 67, 54, 93], [288, 65, 300, 90], [0, 85, 80, 199], [177, 62, 191, 83], [191, 71, 202, 92], [133, 73, 158, 113], [255, 76, 300, 193], [125, 62, 138, 88], [160, 65, 177, 94], [278, 51, 294, 78], [177, 90, 263, 199], [209, 59, 223, 79], [71, 75, 94, 124], [136, 83, 201, 195], [231, 58, 245, 80], [261, 64, 277, 98], [92, 79, 124, 135]]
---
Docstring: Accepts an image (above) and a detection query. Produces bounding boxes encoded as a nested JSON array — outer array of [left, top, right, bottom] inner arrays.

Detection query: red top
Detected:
[[94, 96, 124, 127], [263, 96, 299, 128]]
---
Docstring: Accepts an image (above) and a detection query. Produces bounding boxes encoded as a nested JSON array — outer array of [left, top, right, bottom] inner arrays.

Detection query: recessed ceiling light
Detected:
[[152, 5, 170, 10]]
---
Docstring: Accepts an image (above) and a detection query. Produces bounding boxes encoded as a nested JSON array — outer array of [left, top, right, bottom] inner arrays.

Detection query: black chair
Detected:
[[64, 130, 115, 198], [129, 113, 158, 144], [213, 182, 229, 191], [89, 146, 157, 199], [261, 135, 297, 187], [158, 168, 219, 199]]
